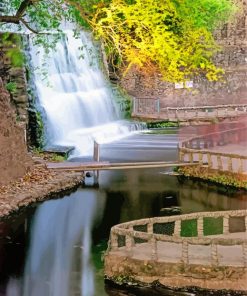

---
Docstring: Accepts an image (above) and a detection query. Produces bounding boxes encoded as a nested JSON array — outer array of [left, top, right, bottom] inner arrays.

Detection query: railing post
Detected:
[[110, 233, 119, 250], [238, 158, 244, 173], [243, 242, 247, 267], [93, 140, 100, 162], [227, 157, 233, 172], [207, 153, 212, 168], [198, 153, 203, 165], [179, 151, 184, 162], [181, 241, 189, 264], [217, 155, 223, 171], [147, 223, 153, 233], [189, 152, 193, 163], [126, 234, 134, 257], [197, 217, 204, 237], [211, 243, 218, 266], [150, 237, 158, 260], [223, 216, 229, 235], [173, 220, 181, 236]]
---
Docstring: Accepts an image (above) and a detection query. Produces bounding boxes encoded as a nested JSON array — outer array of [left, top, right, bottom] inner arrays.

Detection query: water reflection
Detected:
[[6, 189, 106, 296]]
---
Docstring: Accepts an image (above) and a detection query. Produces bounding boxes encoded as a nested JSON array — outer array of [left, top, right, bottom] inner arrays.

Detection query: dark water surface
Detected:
[[0, 132, 246, 296]]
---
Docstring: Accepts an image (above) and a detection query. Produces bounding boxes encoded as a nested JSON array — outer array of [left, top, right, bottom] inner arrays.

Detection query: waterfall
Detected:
[[29, 30, 143, 157]]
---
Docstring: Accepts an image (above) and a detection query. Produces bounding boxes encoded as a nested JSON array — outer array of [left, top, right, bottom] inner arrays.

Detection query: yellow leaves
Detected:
[[90, 0, 231, 82]]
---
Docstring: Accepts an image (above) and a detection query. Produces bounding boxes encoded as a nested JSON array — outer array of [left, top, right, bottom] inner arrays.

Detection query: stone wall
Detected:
[[0, 33, 29, 126], [119, 0, 247, 108], [0, 78, 32, 185]]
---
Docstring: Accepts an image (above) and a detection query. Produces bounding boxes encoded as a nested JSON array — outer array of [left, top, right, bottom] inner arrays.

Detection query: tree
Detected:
[[0, 0, 237, 82], [91, 0, 237, 82]]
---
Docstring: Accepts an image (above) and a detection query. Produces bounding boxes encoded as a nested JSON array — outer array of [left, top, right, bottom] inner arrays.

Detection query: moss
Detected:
[[36, 111, 45, 148]]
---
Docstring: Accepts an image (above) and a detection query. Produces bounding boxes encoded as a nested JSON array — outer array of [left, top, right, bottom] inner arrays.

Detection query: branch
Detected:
[[20, 18, 39, 34], [0, 15, 20, 24], [65, 0, 91, 24], [16, 0, 34, 18]]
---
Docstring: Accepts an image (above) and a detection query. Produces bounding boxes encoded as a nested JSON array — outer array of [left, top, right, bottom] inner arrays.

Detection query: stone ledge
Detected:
[[105, 254, 247, 291], [0, 163, 84, 217]]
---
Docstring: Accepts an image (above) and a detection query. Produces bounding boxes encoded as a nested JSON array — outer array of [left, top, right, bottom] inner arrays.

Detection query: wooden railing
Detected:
[[132, 99, 247, 121], [178, 126, 247, 174], [108, 210, 247, 267]]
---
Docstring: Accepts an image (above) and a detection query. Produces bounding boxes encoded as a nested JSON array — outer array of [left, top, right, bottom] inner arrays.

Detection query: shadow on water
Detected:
[[0, 133, 246, 296]]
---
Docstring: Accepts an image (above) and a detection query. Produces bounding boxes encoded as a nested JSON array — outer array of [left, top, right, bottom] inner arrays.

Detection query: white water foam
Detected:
[[29, 30, 144, 157]]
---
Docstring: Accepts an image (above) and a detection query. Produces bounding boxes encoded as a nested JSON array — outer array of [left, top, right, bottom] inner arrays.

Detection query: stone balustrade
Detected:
[[179, 126, 247, 174], [108, 210, 247, 268], [132, 98, 247, 122]]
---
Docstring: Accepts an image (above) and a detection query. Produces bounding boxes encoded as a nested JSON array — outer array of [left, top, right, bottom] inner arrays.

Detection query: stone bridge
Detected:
[[105, 210, 247, 291], [132, 98, 247, 123]]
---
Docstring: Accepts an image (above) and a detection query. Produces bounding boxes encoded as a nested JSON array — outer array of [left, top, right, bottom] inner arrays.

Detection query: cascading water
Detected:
[[29, 30, 143, 157], [5, 28, 144, 296]]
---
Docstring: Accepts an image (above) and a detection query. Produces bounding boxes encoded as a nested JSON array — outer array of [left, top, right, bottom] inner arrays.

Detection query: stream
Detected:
[[0, 131, 246, 296]]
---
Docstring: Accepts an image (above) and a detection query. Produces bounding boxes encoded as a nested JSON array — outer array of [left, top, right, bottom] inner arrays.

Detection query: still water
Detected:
[[0, 132, 246, 296]]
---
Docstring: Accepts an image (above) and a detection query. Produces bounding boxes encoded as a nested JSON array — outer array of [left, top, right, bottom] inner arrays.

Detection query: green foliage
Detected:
[[32, 148, 67, 162], [5, 81, 17, 94], [147, 121, 179, 128], [2, 0, 237, 82], [92, 0, 237, 82], [1, 33, 24, 67]]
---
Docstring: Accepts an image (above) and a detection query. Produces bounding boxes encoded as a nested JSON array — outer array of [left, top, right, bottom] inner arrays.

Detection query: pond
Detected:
[[0, 132, 246, 296]]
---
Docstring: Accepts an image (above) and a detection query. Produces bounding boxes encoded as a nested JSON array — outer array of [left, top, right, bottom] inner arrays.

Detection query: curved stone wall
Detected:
[[105, 210, 247, 291]]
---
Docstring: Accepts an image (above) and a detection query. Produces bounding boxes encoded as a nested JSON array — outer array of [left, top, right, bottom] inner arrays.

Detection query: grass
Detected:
[[32, 148, 67, 162]]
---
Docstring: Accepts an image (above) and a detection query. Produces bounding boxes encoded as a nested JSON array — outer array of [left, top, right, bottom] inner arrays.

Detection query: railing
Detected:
[[108, 210, 247, 267], [178, 126, 247, 174], [132, 98, 247, 121], [179, 148, 247, 173]]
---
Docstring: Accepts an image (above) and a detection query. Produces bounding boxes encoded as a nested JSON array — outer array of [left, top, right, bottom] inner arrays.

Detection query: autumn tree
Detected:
[[91, 0, 237, 82], [0, 0, 237, 82]]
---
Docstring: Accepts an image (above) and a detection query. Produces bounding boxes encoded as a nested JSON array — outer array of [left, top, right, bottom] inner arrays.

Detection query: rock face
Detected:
[[120, 0, 247, 107], [0, 78, 32, 185]]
